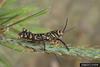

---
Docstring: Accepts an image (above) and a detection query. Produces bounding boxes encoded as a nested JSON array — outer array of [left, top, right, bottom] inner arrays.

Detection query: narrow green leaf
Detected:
[[0, 9, 13, 17], [0, 14, 19, 25], [5, 9, 47, 28]]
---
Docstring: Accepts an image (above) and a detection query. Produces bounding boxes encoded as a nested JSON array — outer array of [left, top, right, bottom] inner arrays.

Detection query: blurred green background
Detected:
[[0, 0, 100, 67]]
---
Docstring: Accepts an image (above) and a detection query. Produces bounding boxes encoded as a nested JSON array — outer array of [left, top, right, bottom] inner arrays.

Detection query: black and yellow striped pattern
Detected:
[[18, 28, 69, 51], [18, 18, 69, 51]]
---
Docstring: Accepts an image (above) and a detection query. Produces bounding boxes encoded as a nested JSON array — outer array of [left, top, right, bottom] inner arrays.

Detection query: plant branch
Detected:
[[0, 38, 100, 59]]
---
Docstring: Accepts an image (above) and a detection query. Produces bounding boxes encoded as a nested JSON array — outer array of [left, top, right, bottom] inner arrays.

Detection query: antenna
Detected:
[[62, 18, 68, 32]]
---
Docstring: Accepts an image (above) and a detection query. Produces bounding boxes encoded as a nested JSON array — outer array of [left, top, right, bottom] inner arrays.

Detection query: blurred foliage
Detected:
[[0, 0, 100, 67], [0, 54, 12, 67], [0, 0, 47, 67]]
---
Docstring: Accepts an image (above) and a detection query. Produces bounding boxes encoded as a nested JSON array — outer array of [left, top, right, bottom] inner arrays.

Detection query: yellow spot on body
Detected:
[[20, 35, 23, 37], [25, 35, 27, 37], [47, 37, 49, 39], [29, 35, 32, 39]]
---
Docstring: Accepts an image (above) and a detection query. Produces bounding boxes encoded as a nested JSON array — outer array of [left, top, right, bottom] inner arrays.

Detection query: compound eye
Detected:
[[57, 30, 63, 36]]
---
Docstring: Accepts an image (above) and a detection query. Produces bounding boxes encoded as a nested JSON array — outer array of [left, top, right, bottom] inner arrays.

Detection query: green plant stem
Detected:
[[0, 38, 100, 59]]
